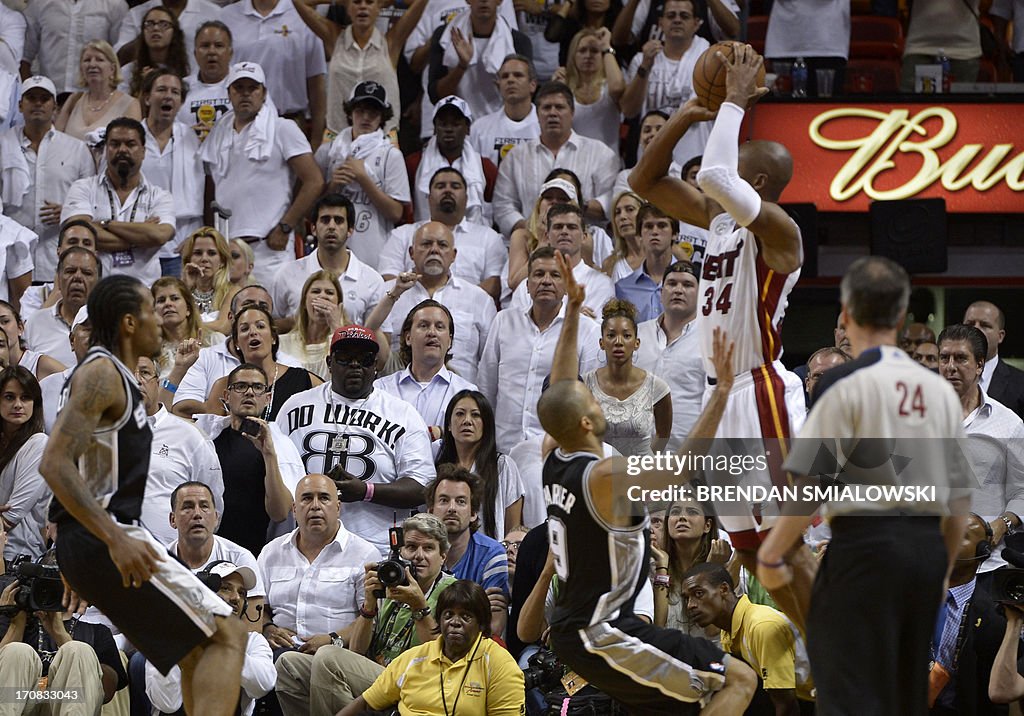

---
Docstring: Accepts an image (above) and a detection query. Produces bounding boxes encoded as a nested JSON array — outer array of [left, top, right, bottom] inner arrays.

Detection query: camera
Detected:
[[373, 526, 416, 599], [992, 568, 1024, 604], [0, 555, 65, 612], [523, 648, 563, 692]]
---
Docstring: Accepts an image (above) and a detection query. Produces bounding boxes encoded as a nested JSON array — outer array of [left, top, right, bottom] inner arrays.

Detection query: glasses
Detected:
[[136, 370, 158, 382], [143, 19, 173, 30], [500, 540, 522, 554], [332, 353, 376, 368], [227, 381, 269, 395]]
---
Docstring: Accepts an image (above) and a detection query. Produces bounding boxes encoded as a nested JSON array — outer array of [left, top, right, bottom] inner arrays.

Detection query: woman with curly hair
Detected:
[[180, 227, 233, 328], [583, 299, 671, 456], [0, 366, 49, 561], [280, 270, 350, 381], [121, 6, 190, 98], [435, 389, 523, 539]]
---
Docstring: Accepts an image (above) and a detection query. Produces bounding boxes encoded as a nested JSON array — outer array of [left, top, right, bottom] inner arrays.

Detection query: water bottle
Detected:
[[791, 57, 808, 99], [936, 49, 952, 93]]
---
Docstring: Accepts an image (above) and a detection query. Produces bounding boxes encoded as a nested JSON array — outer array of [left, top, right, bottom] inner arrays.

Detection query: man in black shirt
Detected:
[[40, 275, 246, 716]]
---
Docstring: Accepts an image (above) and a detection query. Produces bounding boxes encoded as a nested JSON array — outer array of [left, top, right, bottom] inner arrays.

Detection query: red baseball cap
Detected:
[[330, 325, 379, 354]]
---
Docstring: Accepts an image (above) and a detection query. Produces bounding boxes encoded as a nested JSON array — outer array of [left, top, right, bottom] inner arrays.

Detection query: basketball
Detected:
[[692, 41, 766, 112]]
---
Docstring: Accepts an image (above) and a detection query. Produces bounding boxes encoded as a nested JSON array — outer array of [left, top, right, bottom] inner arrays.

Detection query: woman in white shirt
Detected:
[[0, 366, 49, 561], [555, 27, 624, 150]]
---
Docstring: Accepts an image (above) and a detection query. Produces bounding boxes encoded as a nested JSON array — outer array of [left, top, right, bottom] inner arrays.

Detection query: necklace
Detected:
[[192, 287, 215, 314], [262, 364, 279, 420], [86, 92, 114, 113]]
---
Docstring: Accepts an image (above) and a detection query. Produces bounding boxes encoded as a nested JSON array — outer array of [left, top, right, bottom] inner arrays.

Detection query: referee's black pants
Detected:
[[807, 515, 946, 716]]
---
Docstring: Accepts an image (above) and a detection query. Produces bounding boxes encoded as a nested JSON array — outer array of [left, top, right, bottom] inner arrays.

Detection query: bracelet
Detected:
[[385, 290, 398, 301], [359, 604, 378, 620], [652, 574, 670, 587], [756, 555, 786, 569], [363, 482, 375, 502], [160, 379, 178, 393], [1002, 514, 1018, 536]]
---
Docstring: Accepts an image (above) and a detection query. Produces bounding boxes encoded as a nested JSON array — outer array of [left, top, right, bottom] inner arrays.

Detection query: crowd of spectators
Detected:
[[0, 0, 1021, 713]]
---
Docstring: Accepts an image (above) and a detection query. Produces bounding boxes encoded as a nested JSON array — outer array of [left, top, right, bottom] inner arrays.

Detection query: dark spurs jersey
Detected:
[[50, 347, 152, 524], [543, 449, 649, 630]]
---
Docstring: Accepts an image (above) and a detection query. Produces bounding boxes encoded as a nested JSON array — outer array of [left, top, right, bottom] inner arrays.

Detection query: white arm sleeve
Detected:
[[696, 102, 762, 227]]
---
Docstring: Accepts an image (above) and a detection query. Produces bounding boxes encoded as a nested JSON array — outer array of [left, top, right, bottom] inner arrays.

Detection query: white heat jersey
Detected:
[[275, 384, 437, 554], [698, 214, 801, 377]]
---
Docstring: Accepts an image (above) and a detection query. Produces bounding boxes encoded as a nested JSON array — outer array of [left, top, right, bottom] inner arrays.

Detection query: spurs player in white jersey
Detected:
[[629, 45, 815, 631], [274, 325, 436, 556]]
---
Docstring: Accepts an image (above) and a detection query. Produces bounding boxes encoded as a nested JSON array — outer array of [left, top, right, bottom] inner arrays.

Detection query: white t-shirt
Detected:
[[274, 384, 437, 555], [177, 75, 231, 129], [765, 0, 851, 59], [470, 106, 540, 169]]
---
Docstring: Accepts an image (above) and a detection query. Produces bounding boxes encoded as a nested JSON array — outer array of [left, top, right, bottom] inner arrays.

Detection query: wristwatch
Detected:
[[410, 606, 432, 622], [602, 47, 616, 56], [277, 221, 293, 235], [329, 631, 344, 648], [1002, 513, 1018, 536]]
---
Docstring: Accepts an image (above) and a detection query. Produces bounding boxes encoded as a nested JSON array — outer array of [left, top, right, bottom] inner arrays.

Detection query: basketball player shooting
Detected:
[[629, 44, 817, 632], [538, 252, 755, 715], [39, 276, 246, 716]]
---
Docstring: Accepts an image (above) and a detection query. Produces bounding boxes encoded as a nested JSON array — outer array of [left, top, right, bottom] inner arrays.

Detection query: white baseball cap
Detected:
[[432, 95, 473, 123], [540, 178, 579, 205], [204, 561, 257, 590], [20, 76, 57, 99], [226, 62, 266, 88]]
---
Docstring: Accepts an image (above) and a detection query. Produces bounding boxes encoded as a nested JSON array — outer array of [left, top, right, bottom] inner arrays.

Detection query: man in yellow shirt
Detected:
[[682, 563, 814, 715]]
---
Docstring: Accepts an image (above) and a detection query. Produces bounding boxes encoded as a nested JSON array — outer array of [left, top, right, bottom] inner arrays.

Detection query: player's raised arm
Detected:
[[549, 250, 585, 385], [629, 98, 718, 229], [696, 45, 801, 274], [40, 361, 164, 587]]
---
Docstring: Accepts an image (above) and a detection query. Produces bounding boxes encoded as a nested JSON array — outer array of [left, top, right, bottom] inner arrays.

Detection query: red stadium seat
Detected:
[[844, 59, 902, 94], [850, 40, 903, 60], [851, 15, 904, 45]]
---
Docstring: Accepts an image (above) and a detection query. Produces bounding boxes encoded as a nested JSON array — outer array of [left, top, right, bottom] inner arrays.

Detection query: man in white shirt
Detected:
[[116, 0, 222, 65], [0, 76, 95, 285], [471, 54, 539, 168], [199, 62, 324, 286], [258, 472, 379, 648], [378, 167, 505, 301], [135, 355, 224, 546], [177, 21, 233, 136], [477, 245, 602, 451], [493, 81, 620, 237], [272, 193, 385, 331], [621, 0, 710, 166], [379, 222, 496, 382], [60, 118, 176, 286], [275, 326, 437, 555], [0, 214, 35, 312], [40, 306, 92, 433], [21, 0, 128, 93], [508, 203, 614, 316], [633, 260, 703, 450], [140, 70, 204, 276], [23, 247, 100, 367], [220, 0, 327, 145], [165, 481, 267, 624], [938, 323, 1024, 572], [374, 299, 477, 437], [0, 5, 25, 76]]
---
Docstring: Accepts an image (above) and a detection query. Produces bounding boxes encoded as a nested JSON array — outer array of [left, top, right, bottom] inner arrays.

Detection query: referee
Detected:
[[756, 256, 972, 716]]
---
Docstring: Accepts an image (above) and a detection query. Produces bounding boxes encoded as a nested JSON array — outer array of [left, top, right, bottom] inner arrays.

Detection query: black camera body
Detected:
[[992, 568, 1024, 604], [373, 526, 417, 599], [0, 556, 65, 612], [523, 648, 563, 692]]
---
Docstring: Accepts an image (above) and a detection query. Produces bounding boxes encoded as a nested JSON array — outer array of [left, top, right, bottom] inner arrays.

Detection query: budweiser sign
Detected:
[[745, 103, 1024, 213]]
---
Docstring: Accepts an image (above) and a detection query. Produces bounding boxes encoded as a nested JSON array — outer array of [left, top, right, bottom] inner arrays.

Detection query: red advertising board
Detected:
[[745, 103, 1024, 213]]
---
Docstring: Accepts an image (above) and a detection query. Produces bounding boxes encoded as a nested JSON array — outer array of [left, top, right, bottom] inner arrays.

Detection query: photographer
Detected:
[[338, 580, 525, 716], [0, 558, 127, 713], [276, 513, 456, 715]]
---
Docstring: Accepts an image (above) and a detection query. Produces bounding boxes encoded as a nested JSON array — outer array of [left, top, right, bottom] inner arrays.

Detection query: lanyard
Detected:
[[439, 635, 481, 716], [105, 182, 143, 224]]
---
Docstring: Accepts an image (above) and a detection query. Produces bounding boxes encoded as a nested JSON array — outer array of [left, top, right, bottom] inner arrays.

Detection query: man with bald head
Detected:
[[536, 252, 757, 715], [257, 473, 379, 713], [630, 45, 814, 628], [379, 221, 495, 383], [965, 300, 1024, 419]]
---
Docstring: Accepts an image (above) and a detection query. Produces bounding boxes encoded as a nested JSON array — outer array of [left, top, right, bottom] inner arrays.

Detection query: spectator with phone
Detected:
[[194, 362, 306, 556]]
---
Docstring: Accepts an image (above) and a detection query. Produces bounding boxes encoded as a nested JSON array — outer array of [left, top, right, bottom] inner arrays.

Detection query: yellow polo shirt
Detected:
[[720, 595, 815, 701], [362, 634, 526, 716]]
